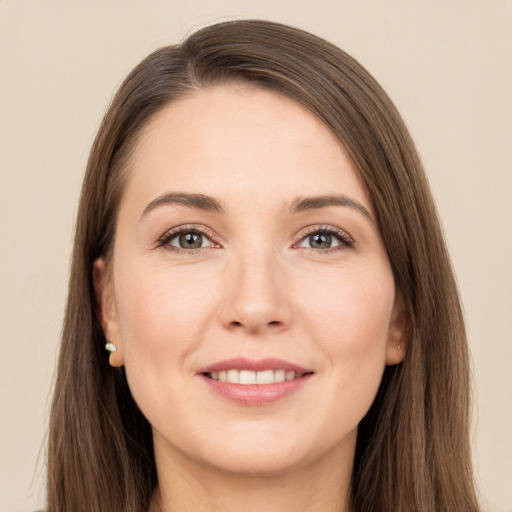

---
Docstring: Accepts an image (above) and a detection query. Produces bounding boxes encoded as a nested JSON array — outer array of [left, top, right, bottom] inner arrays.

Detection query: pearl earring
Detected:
[[105, 340, 117, 353]]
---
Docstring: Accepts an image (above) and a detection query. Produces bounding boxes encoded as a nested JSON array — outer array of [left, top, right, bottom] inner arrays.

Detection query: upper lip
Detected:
[[197, 357, 312, 374]]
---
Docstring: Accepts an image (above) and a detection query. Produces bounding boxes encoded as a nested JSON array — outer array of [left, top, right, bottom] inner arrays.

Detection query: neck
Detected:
[[149, 432, 355, 512]]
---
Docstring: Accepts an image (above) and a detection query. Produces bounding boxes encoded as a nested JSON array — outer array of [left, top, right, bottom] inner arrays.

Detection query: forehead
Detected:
[[123, 84, 370, 213]]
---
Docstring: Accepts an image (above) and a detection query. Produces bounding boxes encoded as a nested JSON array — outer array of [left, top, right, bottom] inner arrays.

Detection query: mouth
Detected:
[[204, 369, 311, 384], [198, 357, 314, 405]]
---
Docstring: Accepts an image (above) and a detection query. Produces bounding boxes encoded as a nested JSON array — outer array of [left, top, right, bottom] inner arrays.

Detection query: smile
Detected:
[[206, 369, 307, 385], [198, 357, 314, 405]]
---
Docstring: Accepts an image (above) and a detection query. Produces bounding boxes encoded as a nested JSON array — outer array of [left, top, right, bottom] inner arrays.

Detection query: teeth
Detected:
[[239, 370, 256, 384], [227, 369, 239, 383], [256, 369, 274, 384], [208, 369, 303, 385], [274, 369, 285, 382]]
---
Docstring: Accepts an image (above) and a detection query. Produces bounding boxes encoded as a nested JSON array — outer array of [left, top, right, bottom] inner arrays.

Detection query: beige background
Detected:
[[1, 1, 511, 511]]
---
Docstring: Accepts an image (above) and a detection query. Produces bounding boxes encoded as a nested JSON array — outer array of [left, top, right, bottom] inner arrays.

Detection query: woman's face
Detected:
[[97, 84, 405, 476]]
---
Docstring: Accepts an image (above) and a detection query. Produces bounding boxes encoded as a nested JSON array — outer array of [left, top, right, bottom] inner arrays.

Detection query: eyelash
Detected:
[[157, 224, 354, 253], [294, 225, 354, 253], [158, 224, 220, 253]]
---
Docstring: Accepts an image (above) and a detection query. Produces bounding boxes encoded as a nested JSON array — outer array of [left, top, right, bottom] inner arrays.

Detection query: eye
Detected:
[[172, 231, 208, 249], [159, 226, 218, 251], [296, 227, 353, 251]]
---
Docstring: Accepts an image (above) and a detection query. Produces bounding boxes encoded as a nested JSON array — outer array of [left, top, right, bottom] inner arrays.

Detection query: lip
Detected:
[[197, 357, 311, 374], [197, 357, 314, 406]]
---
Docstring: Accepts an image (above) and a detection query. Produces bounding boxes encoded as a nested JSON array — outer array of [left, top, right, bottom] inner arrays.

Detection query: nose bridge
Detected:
[[221, 241, 290, 333]]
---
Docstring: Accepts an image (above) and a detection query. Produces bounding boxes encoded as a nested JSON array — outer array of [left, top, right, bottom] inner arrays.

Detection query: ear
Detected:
[[93, 258, 124, 367], [385, 292, 408, 366]]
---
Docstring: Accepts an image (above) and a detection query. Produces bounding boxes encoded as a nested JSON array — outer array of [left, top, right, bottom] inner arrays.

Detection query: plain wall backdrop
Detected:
[[1, 1, 511, 511]]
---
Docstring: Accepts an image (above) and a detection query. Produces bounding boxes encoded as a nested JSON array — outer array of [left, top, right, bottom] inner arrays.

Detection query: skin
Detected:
[[95, 84, 407, 512]]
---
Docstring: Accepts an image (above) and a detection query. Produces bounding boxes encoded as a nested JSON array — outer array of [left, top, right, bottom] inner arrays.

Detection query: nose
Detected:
[[220, 248, 292, 335]]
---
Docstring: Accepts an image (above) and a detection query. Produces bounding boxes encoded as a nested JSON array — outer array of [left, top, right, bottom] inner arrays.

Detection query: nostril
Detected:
[[226, 316, 287, 333]]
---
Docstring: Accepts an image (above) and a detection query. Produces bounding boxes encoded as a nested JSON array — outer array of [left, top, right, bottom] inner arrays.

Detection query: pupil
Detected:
[[179, 232, 202, 249], [310, 233, 331, 249]]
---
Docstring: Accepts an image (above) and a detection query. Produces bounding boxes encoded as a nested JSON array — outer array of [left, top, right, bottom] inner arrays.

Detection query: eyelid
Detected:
[[293, 224, 354, 251], [158, 224, 222, 250], [156, 223, 353, 252]]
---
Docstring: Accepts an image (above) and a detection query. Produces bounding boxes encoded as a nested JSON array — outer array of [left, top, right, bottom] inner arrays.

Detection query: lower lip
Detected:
[[200, 374, 313, 406]]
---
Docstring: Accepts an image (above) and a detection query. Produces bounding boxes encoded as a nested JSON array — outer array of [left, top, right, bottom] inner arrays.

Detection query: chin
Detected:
[[185, 425, 352, 478], [200, 446, 309, 477]]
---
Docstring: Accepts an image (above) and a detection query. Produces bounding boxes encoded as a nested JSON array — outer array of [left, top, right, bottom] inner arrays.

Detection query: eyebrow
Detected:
[[140, 192, 224, 220], [139, 191, 373, 223], [289, 194, 373, 222]]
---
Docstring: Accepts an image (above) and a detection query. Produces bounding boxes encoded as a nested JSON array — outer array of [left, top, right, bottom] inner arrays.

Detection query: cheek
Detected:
[[302, 273, 394, 444], [326, 284, 392, 358], [112, 260, 223, 429], [302, 264, 394, 339], [114, 261, 220, 369], [299, 265, 395, 397]]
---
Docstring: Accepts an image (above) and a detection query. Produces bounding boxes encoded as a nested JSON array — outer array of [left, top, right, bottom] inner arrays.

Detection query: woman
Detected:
[[46, 19, 480, 512]]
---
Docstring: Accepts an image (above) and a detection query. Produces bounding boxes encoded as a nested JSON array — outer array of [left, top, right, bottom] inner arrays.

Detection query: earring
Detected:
[[397, 345, 401, 351], [105, 340, 117, 353]]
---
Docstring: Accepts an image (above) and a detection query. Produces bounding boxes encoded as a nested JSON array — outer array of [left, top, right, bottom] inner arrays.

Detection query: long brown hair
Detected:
[[47, 19, 480, 512]]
